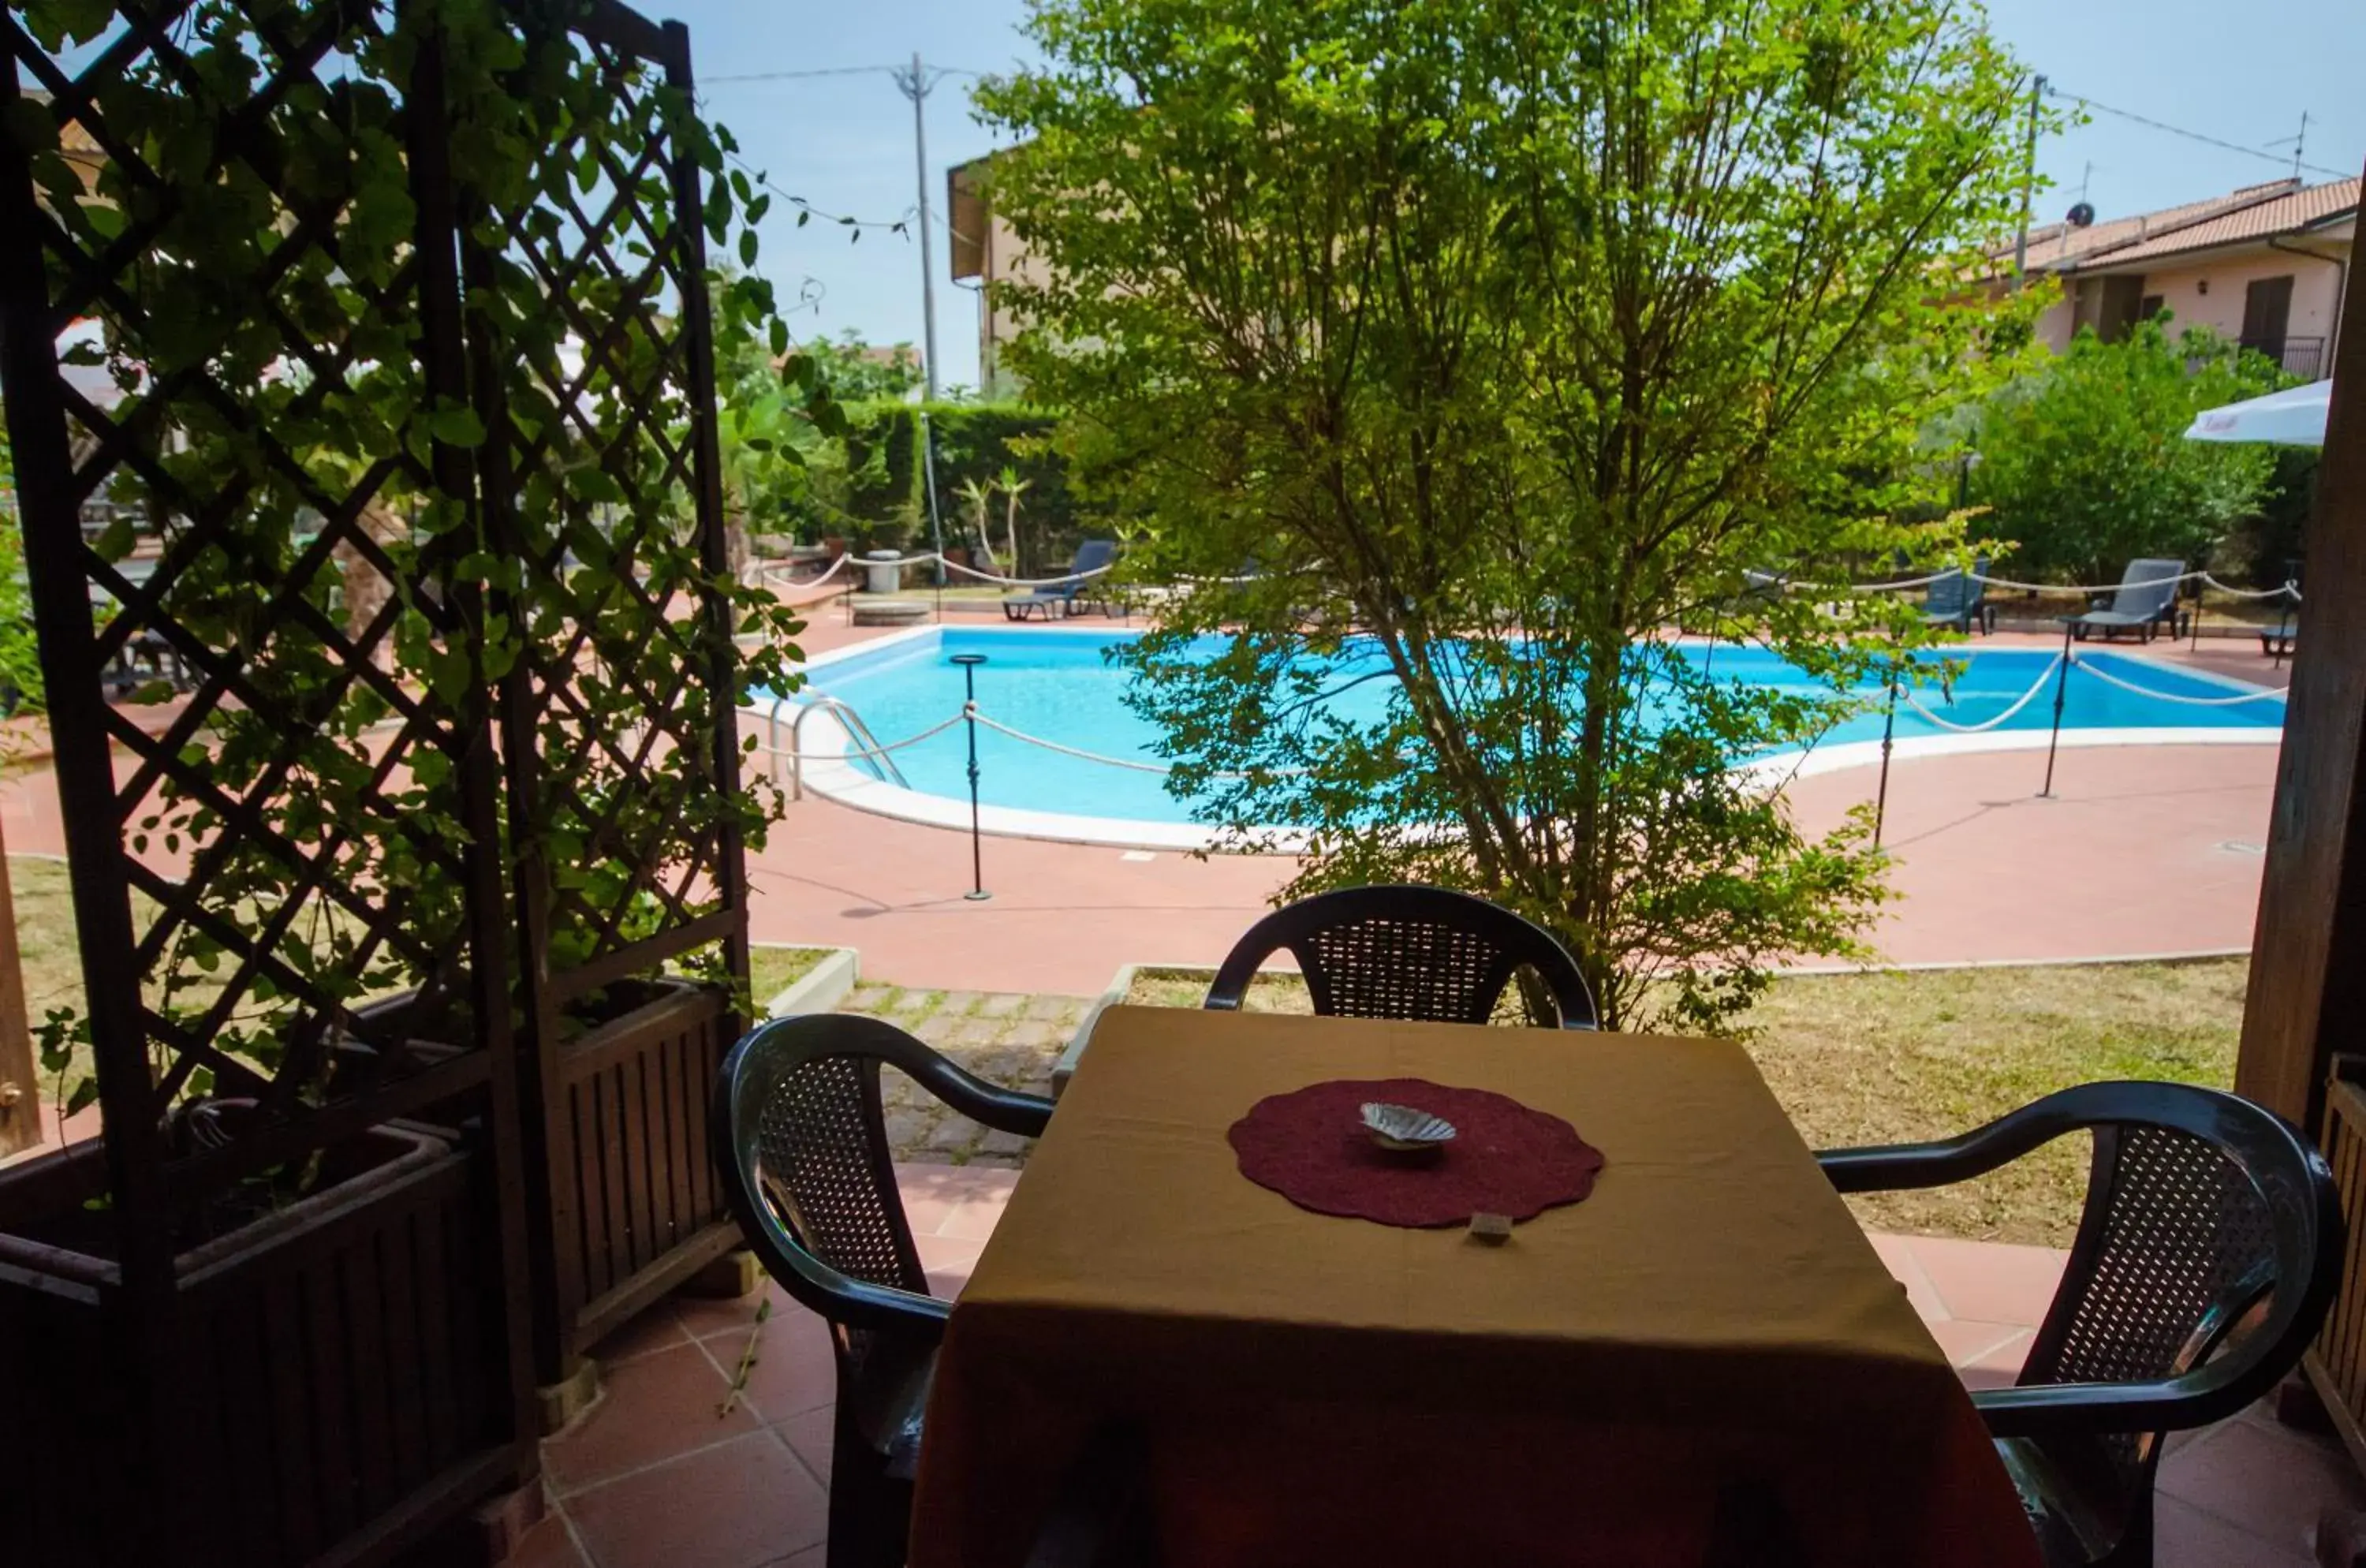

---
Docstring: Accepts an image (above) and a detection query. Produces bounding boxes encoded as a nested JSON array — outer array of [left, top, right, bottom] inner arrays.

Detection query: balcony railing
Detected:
[[2240, 334, 2327, 381]]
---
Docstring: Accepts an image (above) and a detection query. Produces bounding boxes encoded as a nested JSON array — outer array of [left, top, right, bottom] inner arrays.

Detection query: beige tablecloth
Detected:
[[910, 1006, 2039, 1567]]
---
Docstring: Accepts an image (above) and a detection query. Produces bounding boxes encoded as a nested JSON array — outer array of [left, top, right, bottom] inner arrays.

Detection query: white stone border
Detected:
[[760, 944, 860, 1017], [757, 635, 2285, 852]]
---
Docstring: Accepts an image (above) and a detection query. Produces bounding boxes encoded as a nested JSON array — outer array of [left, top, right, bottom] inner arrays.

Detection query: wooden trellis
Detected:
[[0, 0, 759, 1556]]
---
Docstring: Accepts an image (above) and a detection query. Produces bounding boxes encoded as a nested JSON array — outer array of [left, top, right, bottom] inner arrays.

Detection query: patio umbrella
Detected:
[[2184, 379, 2332, 446]]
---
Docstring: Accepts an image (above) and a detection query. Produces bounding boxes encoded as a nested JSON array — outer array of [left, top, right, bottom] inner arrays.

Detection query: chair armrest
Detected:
[[1973, 1371, 2258, 1439], [908, 1051, 1055, 1138], [1817, 1121, 2060, 1193]]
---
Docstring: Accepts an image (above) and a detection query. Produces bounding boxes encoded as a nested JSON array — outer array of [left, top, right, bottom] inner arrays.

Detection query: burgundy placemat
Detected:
[[1227, 1076, 1606, 1228]]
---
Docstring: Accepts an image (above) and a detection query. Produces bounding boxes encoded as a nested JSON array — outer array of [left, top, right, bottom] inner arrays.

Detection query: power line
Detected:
[[2048, 85, 2353, 181], [703, 63, 989, 85]]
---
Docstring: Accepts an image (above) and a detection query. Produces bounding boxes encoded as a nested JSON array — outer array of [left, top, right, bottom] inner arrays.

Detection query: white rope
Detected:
[[2198, 571, 2301, 603], [939, 556, 1119, 588], [1896, 655, 2063, 734], [786, 711, 968, 763], [968, 707, 1306, 780], [2069, 656, 2289, 706]]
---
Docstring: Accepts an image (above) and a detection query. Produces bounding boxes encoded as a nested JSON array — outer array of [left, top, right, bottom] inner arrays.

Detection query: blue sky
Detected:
[[674, 0, 2366, 392]]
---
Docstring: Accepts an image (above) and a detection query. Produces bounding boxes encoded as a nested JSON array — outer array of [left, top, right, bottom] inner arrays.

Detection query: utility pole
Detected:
[[893, 53, 948, 582], [2012, 73, 2046, 287]]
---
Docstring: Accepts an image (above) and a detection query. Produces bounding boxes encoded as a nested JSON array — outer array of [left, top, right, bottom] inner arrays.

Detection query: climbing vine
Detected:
[[5, 0, 813, 1118]]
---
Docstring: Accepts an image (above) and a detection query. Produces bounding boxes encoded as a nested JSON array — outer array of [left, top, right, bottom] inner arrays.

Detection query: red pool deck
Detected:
[[502, 1163, 2364, 1568], [0, 621, 2289, 995]]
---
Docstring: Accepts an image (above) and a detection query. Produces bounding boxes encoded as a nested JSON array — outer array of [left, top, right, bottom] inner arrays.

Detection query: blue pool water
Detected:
[[783, 627, 2282, 827]]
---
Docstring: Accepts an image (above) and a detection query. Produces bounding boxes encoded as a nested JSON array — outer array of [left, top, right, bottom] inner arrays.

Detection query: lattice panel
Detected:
[[460, 13, 743, 992], [2031, 1126, 2276, 1389], [4, 0, 498, 1133], [1304, 918, 1520, 1023]]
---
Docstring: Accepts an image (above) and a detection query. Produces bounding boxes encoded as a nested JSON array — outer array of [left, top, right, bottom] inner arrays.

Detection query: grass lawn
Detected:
[[747, 943, 837, 1008], [1125, 958, 2245, 1249]]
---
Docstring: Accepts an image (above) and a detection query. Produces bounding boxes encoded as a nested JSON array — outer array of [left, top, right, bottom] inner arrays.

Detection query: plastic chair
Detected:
[[2068, 559, 2185, 644], [1818, 1082, 2342, 1567], [1204, 884, 1598, 1029], [711, 1014, 1055, 1568]]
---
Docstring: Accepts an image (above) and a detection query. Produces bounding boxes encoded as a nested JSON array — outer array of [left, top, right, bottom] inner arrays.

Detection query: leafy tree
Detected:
[[1969, 320, 2286, 581], [804, 331, 925, 401], [977, 0, 2033, 1029]]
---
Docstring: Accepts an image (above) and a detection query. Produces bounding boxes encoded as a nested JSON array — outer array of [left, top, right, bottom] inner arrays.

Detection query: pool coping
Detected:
[[756, 633, 2286, 853]]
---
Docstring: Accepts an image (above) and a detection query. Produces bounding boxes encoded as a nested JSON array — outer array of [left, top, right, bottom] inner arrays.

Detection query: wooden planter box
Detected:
[[353, 977, 744, 1371], [0, 1122, 513, 1566], [544, 978, 743, 1361], [2305, 1058, 2366, 1475]]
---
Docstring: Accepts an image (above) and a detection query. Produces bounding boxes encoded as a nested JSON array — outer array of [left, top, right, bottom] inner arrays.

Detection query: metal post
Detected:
[[1874, 665, 1899, 847], [2040, 618, 2075, 797], [953, 653, 990, 900], [897, 54, 948, 596], [2011, 74, 2045, 288]]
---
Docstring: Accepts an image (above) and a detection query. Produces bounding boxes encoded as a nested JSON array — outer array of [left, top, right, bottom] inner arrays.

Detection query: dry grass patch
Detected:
[[1122, 955, 2245, 1249], [748, 944, 837, 1007]]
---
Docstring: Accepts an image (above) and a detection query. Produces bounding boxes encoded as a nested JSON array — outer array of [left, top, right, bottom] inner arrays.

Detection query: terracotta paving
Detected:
[[741, 618, 2289, 991], [506, 1161, 2364, 1568]]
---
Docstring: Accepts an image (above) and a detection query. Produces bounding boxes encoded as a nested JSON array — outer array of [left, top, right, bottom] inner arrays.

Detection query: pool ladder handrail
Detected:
[[767, 694, 909, 799]]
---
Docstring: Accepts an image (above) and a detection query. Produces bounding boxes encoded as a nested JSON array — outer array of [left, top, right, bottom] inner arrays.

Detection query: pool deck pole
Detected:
[[953, 653, 990, 900], [1874, 663, 1899, 847], [2039, 618, 2075, 798]]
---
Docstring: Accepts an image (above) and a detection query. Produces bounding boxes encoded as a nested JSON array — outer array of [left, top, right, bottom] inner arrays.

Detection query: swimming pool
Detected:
[[763, 625, 2285, 848]]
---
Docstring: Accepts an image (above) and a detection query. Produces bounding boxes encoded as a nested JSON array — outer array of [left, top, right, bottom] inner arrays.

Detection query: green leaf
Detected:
[[429, 407, 487, 447]]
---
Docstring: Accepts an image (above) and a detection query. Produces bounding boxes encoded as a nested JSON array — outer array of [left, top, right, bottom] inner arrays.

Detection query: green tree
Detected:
[[1968, 320, 2287, 582], [977, 0, 2034, 1029]]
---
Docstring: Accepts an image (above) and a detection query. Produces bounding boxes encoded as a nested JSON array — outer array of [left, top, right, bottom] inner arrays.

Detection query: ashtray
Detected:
[[1361, 1101, 1457, 1154]]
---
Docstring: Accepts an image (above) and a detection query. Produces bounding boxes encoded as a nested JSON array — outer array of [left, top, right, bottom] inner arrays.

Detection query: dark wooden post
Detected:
[[2236, 185, 2366, 1134], [0, 827, 39, 1160]]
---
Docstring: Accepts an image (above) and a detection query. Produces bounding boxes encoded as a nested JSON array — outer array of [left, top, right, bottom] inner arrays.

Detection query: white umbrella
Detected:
[[2184, 379, 2332, 446]]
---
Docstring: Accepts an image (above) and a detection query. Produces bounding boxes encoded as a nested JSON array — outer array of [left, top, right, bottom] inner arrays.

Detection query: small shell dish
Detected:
[[1361, 1101, 1457, 1152]]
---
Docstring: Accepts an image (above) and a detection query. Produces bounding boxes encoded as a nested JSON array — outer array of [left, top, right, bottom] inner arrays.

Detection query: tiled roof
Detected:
[[1995, 176, 2357, 278], [2006, 185, 2286, 271], [2084, 177, 2358, 268]]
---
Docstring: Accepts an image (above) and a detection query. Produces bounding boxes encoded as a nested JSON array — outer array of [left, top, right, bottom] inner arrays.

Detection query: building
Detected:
[[2010, 175, 2357, 379], [947, 153, 1032, 390]]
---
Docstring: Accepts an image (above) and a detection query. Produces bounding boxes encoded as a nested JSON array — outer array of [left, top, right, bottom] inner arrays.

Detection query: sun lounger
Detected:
[[1002, 539, 1118, 622], [2066, 558, 2185, 644]]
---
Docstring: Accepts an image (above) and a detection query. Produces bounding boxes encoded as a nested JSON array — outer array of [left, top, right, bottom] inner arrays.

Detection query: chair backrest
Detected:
[[1065, 538, 1119, 587], [712, 1014, 932, 1313], [2110, 558, 2184, 618], [1204, 884, 1598, 1029], [1924, 558, 1991, 618], [2016, 1083, 2340, 1502]]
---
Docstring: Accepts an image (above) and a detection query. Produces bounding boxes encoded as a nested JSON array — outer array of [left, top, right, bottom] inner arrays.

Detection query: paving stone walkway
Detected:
[[837, 982, 1092, 1167]]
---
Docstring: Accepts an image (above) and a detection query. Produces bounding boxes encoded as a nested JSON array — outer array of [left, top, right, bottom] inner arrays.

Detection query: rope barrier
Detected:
[[1896, 655, 2063, 734], [938, 557, 1120, 588], [785, 710, 967, 764], [968, 711, 1182, 773], [2069, 656, 2289, 706]]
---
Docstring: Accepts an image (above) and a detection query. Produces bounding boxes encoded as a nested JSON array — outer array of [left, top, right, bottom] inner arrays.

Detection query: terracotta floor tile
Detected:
[[1955, 1327, 2033, 1391], [592, 1301, 691, 1365], [675, 1285, 774, 1344], [1899, 1234, 2066, 1327], [1864, 1230, 1947, 1322], [937, 1186, 1013, 1243], [566, 1430, 828, 1568], [506, 1513, 590, 1568], [544, 1340, 753, 1495], [920, 1234, 985, 1297], [2153, 1495, 2314, 1568], [733, 1301, 840, 1424], [1923, 1317, 2028, 1368], [776, 1402, 836, 1487], [2159, 1411, 2366, 1545]]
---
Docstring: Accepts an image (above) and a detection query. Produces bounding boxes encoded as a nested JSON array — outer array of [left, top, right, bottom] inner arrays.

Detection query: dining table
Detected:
[[906, 1004, 2043, 1568]]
